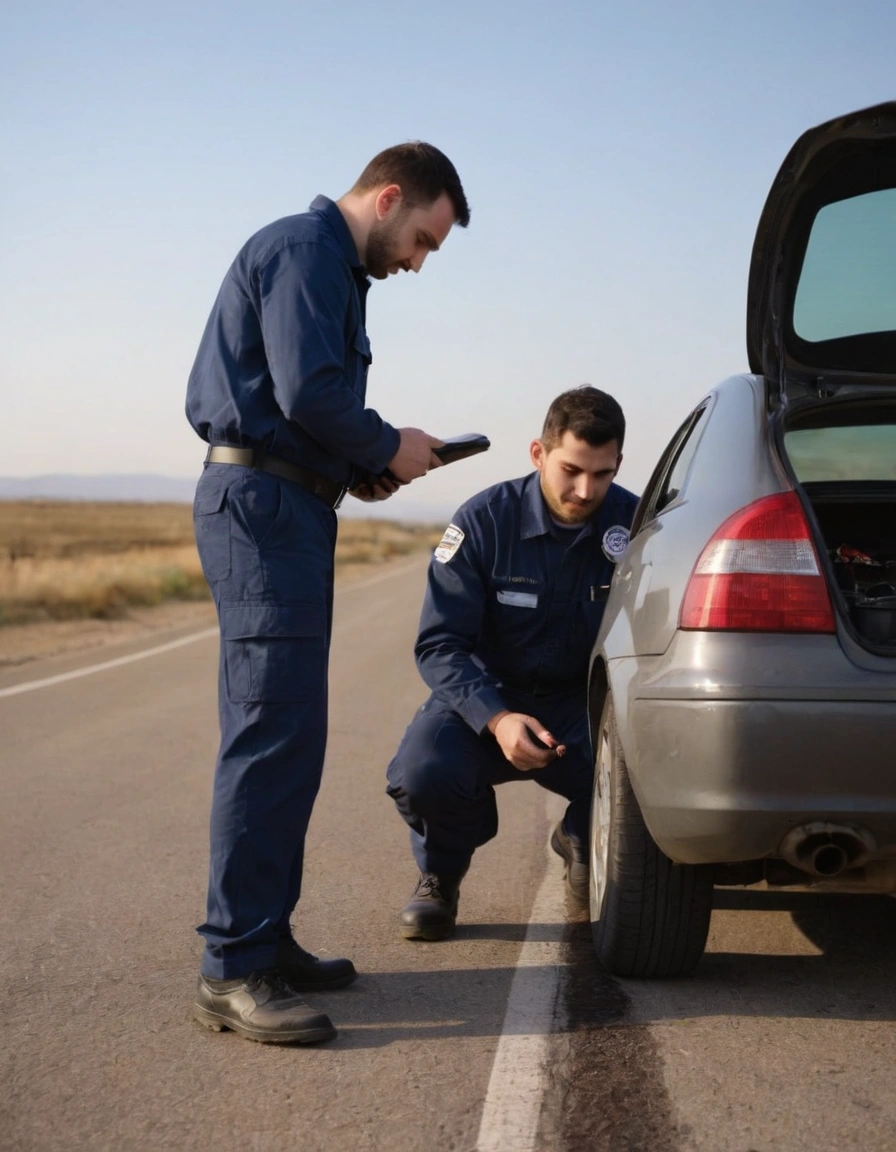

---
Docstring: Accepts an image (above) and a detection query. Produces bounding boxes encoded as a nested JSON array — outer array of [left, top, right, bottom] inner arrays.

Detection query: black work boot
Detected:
[[551, 820, 589, 904], [399, 872, 464, 940], [276, 937, 357, 991], [193, 970, 337, 1044]]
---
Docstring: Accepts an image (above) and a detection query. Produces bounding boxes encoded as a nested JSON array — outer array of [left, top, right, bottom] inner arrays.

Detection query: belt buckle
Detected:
[[321, 478, 346, 510], [310, 473, 345, 510]]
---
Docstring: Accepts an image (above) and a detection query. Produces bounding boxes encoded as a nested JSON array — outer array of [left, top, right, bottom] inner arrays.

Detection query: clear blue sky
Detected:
[[2, 0, 894, 518]]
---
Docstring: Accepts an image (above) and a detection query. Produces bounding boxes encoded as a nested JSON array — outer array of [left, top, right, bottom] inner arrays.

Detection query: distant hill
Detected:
[[0, 474, 199, 503], [0, 474, 450, 522]]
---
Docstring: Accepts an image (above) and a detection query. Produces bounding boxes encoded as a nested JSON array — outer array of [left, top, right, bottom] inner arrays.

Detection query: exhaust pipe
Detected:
[[779, 823, 876, 878]]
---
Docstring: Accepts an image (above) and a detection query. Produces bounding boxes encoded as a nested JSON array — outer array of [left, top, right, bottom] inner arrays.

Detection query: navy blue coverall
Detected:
[[386, 472, 639, 877], [186, 197, 400, 979]]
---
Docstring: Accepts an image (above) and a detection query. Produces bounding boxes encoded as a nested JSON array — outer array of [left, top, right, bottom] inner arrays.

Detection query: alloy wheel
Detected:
[[589, 713, 612, 922]]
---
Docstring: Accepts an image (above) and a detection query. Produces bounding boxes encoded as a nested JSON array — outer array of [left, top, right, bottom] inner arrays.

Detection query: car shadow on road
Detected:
[[622, 889, 896, 1024], [458, 921, 567, 942], [310, 892, 896, 1051], [320, 911, 613, 1050], [320, 963, 559, 1049]]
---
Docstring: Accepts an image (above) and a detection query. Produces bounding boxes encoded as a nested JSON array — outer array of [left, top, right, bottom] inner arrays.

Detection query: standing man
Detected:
[[186, 143, 470, 1044], [386, 387, 638, 940]]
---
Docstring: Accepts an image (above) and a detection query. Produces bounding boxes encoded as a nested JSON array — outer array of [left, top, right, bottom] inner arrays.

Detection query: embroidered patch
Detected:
[[601, 525, 630, 562], [434, 523, 465, 564]]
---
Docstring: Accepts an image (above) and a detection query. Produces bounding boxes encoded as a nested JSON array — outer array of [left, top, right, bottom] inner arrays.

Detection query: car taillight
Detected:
[[680, 491, 835, 632]]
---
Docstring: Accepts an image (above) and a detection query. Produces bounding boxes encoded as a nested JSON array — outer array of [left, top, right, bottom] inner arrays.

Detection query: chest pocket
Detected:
[[575, 568, 616, 652], [354, 329, 372, 362], [490, 585, 544, 652], [352, 329, 372, 398]]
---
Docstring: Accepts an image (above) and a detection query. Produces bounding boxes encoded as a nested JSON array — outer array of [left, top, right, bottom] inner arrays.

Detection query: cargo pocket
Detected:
[[220, 603, 327, 704], [193, 481, 231, 584]]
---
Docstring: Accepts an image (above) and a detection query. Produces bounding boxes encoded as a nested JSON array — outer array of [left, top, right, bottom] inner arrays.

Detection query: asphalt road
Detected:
[[2, 556, 896, 1152]]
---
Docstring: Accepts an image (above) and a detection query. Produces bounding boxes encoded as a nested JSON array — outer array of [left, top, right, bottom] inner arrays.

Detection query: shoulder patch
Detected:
[[601, 525, 630, 562], [434, 523, 465, 564]]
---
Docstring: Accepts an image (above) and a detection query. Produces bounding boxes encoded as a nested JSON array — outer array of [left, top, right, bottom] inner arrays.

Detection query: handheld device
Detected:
[[352, 433, 490, 494], [432, 434, 490, 465], [525, 727, 551, 751], [525, 726, 567, 757]]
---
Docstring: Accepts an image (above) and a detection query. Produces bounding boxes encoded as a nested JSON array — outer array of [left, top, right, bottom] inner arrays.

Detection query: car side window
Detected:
[[631, 403, 708, 535]]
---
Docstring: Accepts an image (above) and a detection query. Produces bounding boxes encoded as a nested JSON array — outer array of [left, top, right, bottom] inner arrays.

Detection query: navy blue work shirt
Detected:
[[415, 473, 640, 734], [185, 196, 400, 487]]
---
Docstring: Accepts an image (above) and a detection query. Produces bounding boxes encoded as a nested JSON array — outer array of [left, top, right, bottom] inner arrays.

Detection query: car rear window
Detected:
[[784, 423, 896, 481], [793, 187, 896, 343]]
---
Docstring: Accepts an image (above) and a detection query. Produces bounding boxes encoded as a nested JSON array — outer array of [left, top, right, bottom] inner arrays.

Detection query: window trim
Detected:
[[631, 398, 711, 537]]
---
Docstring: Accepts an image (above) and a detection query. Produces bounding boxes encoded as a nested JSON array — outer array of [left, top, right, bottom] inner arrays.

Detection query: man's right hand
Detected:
[[486, 711, 567, 771], [387, 428, 444, 483]]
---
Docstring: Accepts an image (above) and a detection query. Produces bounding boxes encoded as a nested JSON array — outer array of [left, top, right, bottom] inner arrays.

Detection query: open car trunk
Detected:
[[782, 397, 896, 650], [804, 480, 896, 647], [750, 101, 896, 651]]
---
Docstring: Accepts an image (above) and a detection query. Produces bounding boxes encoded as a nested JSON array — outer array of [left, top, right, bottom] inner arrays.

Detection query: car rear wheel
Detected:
[[590, 695, 714, 977]]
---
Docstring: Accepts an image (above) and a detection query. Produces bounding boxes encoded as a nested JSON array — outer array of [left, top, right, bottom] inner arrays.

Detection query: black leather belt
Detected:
[[205, 446, 347, 510]]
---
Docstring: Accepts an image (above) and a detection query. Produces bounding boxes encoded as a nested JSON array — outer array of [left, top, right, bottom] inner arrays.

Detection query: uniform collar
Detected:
[[309, 195, 365, 271], [520, 473, 555, 540]]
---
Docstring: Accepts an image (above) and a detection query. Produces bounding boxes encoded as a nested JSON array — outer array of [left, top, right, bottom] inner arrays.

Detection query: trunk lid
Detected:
[[747, 101, 896, 396]]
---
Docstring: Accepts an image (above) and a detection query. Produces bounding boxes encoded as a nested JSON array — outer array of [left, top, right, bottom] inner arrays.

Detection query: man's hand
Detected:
[[348, 473, 401, 502], [387, 428, 445, 483], [486, 710, 567, 772]]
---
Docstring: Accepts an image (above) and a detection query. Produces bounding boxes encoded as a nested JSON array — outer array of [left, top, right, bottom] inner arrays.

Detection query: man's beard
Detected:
[[365, 215, 404, 279], [540, 482, 596, 525]]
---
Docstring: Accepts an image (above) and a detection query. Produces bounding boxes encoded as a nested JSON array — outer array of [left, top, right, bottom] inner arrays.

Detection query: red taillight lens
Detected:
[[680, 491, 835, 632]]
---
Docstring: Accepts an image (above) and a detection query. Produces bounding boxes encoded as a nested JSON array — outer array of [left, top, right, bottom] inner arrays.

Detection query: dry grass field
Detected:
[[0, 501, 441, 627]]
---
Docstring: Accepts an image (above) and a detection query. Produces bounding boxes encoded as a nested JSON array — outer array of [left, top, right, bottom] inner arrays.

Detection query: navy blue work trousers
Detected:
[[386, 689, 593, 876], [192, 463, 336, 978]]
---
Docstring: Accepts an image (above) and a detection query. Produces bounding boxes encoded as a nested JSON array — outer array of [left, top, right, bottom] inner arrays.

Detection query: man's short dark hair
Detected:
[[352, 141, 470, 228], [541, 386, 626, 452]]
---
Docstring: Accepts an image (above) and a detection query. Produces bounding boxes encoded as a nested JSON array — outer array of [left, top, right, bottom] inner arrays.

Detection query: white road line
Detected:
[[0, 555, 429, 699], [0, 629, 221, 698], [476, 795, 567, 1152]]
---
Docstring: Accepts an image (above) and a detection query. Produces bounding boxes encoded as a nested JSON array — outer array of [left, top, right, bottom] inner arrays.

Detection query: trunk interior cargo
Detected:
[[803, 480, 896, 648]]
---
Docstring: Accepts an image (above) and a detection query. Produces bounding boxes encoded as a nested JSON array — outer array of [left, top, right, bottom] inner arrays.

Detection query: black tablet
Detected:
[[433, 434, 490, 465]]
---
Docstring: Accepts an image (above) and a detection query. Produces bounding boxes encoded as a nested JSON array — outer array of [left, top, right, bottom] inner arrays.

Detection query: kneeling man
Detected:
[[386, 386, 638, 938]]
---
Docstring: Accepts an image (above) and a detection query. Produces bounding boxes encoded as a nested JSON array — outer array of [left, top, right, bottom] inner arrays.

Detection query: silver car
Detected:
[[588, 101, 896, 977]]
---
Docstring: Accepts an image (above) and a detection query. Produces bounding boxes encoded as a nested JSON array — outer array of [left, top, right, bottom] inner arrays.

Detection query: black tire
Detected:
[[590, 695, 714, 977]]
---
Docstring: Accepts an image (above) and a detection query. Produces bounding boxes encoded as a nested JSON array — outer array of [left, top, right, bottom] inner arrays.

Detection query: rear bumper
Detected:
[[629, 696, 896, 862], [606, 634, 896, 865]]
